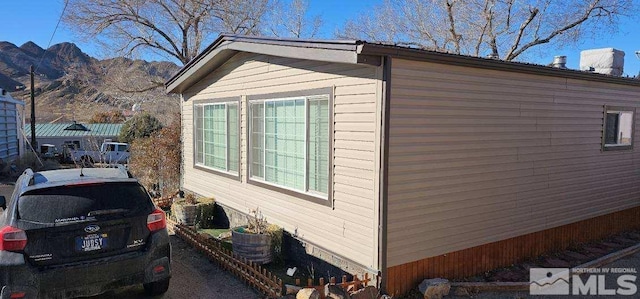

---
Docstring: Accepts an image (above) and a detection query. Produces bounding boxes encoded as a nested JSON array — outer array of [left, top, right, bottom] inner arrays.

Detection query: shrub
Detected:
[[89, 110, 126, 123], [128, 113, 181, 197], [197, 197, 216, 229], [246, 208, 269, 234], [119, 112, 163, 144], [14, 153, 60, 173], [266, 224, 284, 264]]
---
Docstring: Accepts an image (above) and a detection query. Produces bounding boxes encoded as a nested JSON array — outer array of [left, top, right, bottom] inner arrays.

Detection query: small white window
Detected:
[[603, 106, 634, 151]]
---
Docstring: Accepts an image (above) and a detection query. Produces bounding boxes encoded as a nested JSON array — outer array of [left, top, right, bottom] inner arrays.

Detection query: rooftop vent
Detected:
[[486, 53, 499, 60], [64, 121, 90, 131], [580, 48, 625, 76], [552, 56, 567, 69]]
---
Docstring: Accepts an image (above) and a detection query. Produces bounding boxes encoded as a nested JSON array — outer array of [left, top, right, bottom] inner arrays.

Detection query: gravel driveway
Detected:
[[91, 235, 261, 299]]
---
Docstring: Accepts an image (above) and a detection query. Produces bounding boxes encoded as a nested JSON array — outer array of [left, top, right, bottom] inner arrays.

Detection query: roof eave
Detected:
[[0, 96, 26, 106], [165, 35, 368, 94], [166, 36, 640, 95], [360, 43, 640, 87]]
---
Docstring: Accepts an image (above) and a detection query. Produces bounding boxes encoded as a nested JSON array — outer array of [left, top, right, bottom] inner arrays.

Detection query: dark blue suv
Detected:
[[0, 167, 171, 298]]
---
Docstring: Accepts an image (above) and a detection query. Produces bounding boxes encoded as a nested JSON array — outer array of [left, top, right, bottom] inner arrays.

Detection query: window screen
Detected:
[[194, 101, 239, 173], [250, 95, 329, 197], [603, 107, 634, 150]]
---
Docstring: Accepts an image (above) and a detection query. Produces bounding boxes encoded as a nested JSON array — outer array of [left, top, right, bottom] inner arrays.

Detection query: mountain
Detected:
[[0, 41, 180, 124]]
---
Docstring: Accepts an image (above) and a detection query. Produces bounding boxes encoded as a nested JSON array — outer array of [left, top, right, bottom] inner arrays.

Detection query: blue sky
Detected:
[[1, 0, 639, 75]]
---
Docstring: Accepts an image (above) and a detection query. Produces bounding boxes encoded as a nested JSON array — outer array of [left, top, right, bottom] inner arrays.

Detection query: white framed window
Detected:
[[603, 106, 634, 151], [248, 90, 331, 201], [194, 100, 239, 175]]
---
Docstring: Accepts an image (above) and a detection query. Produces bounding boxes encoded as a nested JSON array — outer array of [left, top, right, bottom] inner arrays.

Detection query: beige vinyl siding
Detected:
[[181, 52, 381, 269], [386, 58, 640, 267]]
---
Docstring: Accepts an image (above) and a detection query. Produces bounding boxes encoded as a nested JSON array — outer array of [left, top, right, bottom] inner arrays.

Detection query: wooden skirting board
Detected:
[[385, 206, 640, 296]]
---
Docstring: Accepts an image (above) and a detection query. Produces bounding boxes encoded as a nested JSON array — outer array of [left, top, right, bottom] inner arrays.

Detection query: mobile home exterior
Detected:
[[23, 122, 123, 151], [0, 88, 24, 161], [166, 35, 640, 295]]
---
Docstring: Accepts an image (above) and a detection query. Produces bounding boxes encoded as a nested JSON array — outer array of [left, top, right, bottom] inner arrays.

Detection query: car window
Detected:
[[18, 182, 152, 223]]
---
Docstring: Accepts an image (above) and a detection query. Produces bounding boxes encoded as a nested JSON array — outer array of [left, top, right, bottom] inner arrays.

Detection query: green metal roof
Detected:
[[24, 123, 123, 137]]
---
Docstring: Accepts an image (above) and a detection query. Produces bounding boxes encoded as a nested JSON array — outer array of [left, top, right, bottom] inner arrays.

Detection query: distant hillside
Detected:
[[0, 41, 180, 124]]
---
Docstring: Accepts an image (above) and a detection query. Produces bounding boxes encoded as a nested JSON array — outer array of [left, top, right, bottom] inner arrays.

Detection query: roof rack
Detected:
[[24, 168, 36, 186]]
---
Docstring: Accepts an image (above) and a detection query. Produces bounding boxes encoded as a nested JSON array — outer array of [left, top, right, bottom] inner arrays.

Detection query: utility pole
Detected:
[[636, 51, 640, 79], [30, 65, 36, 150]]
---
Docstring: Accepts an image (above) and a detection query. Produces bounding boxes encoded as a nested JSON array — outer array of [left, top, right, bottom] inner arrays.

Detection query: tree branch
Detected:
[[116, 80, 166, 93], [505, 1, 602, 60], [445, 0, 462, 54], [504, 7, 539, 60]]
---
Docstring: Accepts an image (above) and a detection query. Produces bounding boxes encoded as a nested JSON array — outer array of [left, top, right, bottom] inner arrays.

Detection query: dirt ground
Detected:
[[92, 236, 261, 299]]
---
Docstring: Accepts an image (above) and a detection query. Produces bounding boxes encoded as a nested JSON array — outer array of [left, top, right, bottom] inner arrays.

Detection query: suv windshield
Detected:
[[18, 182, 152, 224]]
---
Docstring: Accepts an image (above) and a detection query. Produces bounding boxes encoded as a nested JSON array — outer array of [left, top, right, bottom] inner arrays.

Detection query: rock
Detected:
[[280, 295, 297, 299], [325, 283, 350, 299], [287, 267, 298, 276], [350, 286, 378, 299], [453, 287, 470, 297], [296, 288, 320, 299], [218, 231, 232, 239], [285, 284, 303, 295], [418, 278, 450, 299]]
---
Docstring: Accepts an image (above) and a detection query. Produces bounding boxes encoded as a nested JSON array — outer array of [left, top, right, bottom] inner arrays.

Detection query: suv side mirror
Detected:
[[0, 195, 6, 210]]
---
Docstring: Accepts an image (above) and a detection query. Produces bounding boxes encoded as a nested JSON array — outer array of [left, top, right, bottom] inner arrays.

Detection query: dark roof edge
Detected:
[[165, 34, 227, 89], [167, 35, 640, 94], [165, 35, 364, 93], [360, 43, 640, 87]]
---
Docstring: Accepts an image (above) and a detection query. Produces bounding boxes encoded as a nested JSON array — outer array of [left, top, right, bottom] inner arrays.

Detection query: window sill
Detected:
[[194, 164, 240, 181], [603, 144, 633, 151], [247, 178, 331, 207]]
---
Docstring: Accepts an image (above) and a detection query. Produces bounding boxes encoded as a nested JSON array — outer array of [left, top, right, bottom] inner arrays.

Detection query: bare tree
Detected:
[[267, 0, 322, 38], [339, 0, 637, 61], [64, 0, 270, 65]]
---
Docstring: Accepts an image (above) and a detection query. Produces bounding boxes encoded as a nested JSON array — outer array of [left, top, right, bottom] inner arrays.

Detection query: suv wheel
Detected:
[[143, 278, 170, 295]]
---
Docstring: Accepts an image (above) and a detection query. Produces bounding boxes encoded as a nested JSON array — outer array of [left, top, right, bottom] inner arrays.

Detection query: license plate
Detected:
[[75, 234, 108, 252]]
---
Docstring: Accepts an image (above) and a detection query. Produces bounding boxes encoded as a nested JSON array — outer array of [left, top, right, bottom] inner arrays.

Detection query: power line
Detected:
[[35, 0, 70, 73]]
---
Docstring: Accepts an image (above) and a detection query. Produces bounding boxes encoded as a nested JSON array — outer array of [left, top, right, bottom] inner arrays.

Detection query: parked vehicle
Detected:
[[38, 144, 59, 160], [0, 166, 171, 298], [59, 142, 78, 164], [67, 142, 130, 165]]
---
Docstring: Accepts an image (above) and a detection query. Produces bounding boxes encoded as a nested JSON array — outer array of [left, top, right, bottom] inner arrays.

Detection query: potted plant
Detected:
[[171, 193, 215, 227], [232, 208, 281, 264]]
